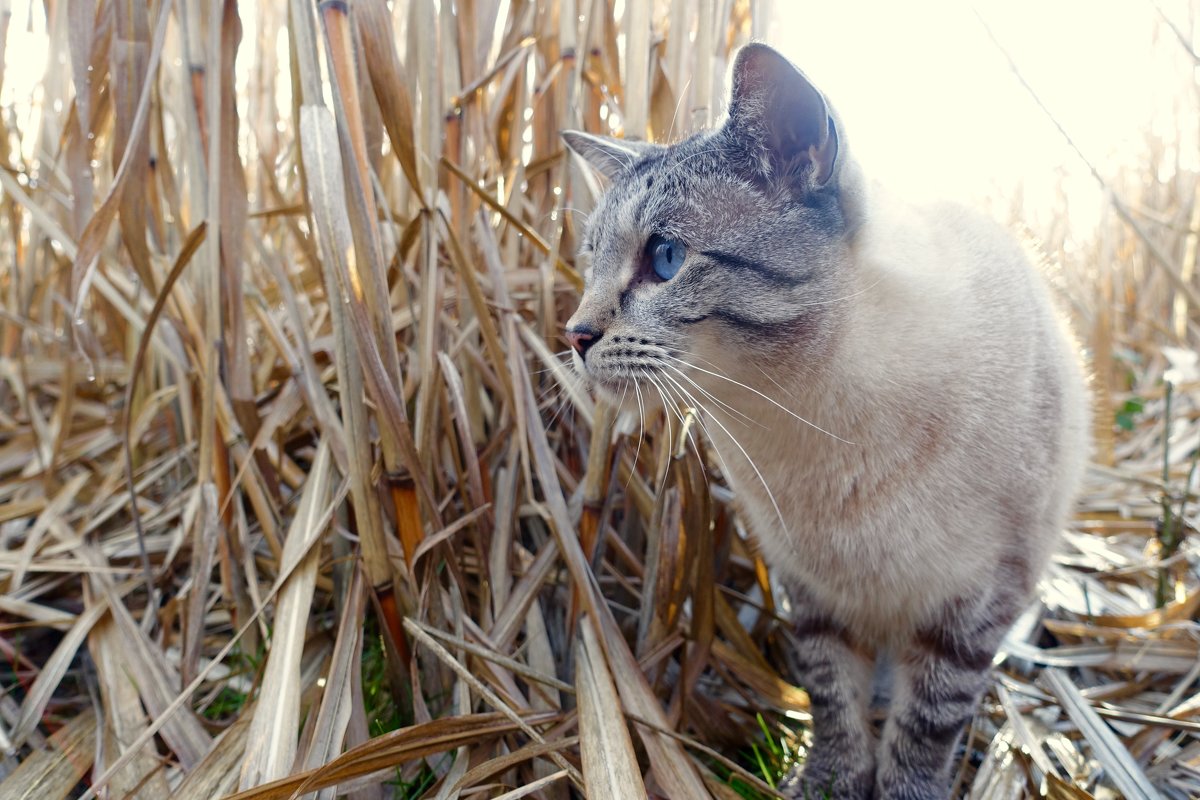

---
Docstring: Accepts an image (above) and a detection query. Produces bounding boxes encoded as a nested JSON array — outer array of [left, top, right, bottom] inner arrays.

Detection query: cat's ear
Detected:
[[562, 131, 662, 180], [727, 43, 839, 189]]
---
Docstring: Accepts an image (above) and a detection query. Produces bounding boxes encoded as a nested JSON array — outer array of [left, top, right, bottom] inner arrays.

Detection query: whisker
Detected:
[[535, 345, 596, 425], [662, 145, 722, 182], [644, 375, 676, 479], [656, 371, 737, 501], [658, 361, 758, 426], [617, 379, 630, 422], [658, 369, 790, 535], [648, 372, 706, 478], [536, 378, 566, 405], [666, 76, 693, 139], [542, 384, 574, 430], [538, 387, 563, 416], [533, 350, 575, 376], [652, 374, 709, 486], [647, 374, 673, 446], [557, 206, 592, 223], [661, 352, 857, 445], [631, 378, 647, 482], [792, 276, 886, 308]]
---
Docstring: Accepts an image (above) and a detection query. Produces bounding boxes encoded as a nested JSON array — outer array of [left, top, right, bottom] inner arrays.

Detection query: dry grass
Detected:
[[0, 1, 1198, 798]]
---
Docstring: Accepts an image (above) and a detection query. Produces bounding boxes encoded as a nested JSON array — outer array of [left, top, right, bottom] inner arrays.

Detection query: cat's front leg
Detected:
[[874, 587, 1020, 800], [780, 590, 876, 800]]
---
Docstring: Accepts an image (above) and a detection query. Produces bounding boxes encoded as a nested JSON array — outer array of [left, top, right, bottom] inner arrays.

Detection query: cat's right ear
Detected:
[[562, 131, 661, 180], [727, 44, 840, 190]]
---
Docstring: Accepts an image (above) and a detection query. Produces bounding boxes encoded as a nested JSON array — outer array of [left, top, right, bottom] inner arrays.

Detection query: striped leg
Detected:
[[874, 592, 1018, 800], [781, 592, 876, 800]]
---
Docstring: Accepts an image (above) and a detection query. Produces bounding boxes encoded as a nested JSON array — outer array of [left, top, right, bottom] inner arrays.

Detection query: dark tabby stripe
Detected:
[[894, 701, 973, 748], [876, 591, 1020, 798], [792, 613, 850, 640], [786, 618, 877, 799], [633, 151, 666, 175], [676, 308, 800, 335], [711, 309, 811, 338], [700, 249, 811, 289], [913, 627, 995, 672]]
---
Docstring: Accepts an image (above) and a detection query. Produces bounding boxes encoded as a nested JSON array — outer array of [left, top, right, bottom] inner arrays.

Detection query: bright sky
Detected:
[[770, 0, 1189, 231], [3, 1, 1189, 236], [2, 4, 51, 142]]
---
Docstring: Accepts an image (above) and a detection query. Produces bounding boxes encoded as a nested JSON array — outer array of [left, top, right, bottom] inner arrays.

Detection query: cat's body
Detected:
[[707, 192, 1085, 646], [564, 44, 1088, 800]]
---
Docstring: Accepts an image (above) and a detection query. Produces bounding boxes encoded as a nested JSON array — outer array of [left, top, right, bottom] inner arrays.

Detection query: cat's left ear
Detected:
[[727, 44, 840, 189], [562, 131, 663, 180]]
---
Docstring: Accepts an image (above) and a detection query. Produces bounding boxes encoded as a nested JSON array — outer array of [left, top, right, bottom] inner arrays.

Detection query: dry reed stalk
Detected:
[[575, 616, 646, 797], [2, 2, 1200, 799]]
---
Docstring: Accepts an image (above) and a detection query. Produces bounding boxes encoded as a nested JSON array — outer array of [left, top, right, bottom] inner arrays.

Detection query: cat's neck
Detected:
[[693, 186, 960, 458]]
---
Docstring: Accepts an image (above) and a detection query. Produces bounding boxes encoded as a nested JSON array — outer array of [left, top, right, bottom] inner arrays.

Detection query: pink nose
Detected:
[[566, 327, 598, 356]]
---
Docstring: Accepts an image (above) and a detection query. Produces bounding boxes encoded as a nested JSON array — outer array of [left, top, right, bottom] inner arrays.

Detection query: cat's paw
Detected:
[[779, 760, 875, 800]]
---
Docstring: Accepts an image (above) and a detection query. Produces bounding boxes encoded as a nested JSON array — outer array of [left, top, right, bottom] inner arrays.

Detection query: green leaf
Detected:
[[1117, 397, 1146, 431]]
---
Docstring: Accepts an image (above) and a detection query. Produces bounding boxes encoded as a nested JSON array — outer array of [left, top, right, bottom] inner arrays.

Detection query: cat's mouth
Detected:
[[566, 333, 721, 417], [574, 355, 648, 396], [575, 353, 685, 415], [585, 371, 669, 415]]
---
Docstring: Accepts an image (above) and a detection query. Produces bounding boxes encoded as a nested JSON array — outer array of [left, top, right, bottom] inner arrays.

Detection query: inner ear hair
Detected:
[[728, 43, 839, 189]]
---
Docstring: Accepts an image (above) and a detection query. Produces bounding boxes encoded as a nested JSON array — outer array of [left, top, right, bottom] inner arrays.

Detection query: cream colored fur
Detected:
[[688, 184, 1088, 646]]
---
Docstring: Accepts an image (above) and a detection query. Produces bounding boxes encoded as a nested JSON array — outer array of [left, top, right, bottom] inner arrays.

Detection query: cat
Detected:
[[561, 43, 1089, 800]]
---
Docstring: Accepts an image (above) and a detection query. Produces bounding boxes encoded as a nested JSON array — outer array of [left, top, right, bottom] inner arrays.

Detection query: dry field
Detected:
[[0, 1, 1198, 798]]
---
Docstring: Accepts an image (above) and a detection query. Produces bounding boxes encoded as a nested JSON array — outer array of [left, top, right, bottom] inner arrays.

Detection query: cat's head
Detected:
[[562, 44, 864, 402]]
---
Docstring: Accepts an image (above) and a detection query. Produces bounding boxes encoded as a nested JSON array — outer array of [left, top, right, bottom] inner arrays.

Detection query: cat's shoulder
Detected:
[[859, 186, 1031, 269]]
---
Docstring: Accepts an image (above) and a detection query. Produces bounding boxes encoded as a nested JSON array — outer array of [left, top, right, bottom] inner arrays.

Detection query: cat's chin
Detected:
[[579, 372, 626, 405], [585, 376, 666, 416], [588, 378, 624, 405]]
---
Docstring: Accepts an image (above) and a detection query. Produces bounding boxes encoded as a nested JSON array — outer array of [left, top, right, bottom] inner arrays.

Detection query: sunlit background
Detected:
[[774, 1, 1189, 235], [5, 1, 1188, 233]]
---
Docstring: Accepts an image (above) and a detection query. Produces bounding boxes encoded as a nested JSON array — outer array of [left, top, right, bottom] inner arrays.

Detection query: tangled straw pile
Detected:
[[1, 1, 1199, 798]]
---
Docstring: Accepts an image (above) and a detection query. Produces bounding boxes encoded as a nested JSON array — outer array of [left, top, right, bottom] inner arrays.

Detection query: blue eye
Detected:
[[648, 234, 687, 281]]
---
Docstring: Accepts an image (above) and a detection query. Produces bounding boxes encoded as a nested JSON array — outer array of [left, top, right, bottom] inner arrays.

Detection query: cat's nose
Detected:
[[566, 326, 601, 358]]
